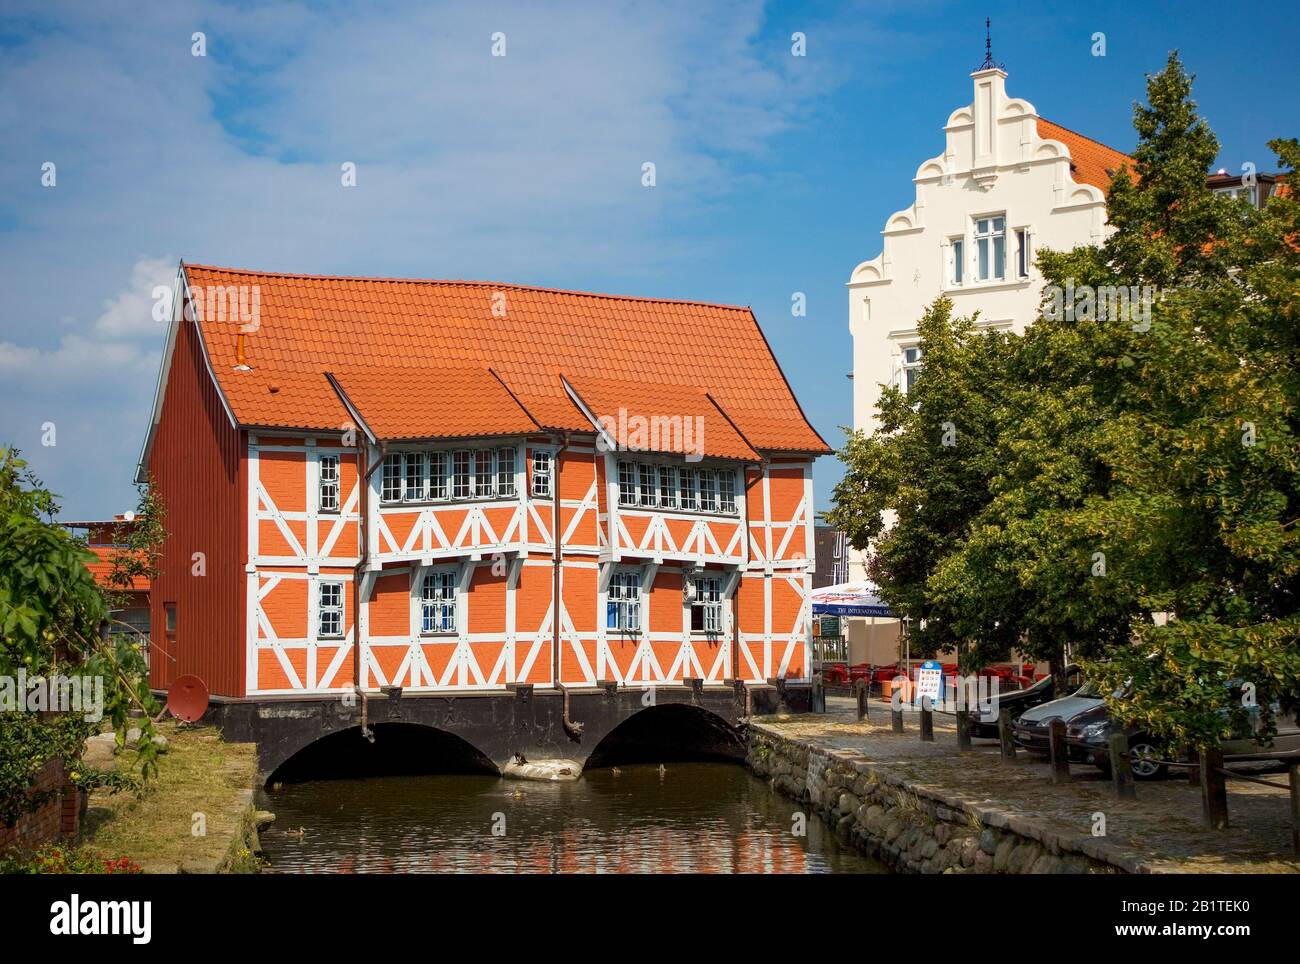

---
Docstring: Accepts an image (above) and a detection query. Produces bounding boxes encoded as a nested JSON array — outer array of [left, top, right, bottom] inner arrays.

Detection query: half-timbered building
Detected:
[[137, 264, 829, 700]]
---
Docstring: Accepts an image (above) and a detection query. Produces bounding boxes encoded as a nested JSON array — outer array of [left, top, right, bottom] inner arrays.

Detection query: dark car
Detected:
[[1068, 699, 1300, 780], [966, 665, 1081, 739], [1011, 677, 1104, 756]]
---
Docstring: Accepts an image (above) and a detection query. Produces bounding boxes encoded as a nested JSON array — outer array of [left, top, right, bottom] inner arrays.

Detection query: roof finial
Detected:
[[976, 17, 1004, 71]]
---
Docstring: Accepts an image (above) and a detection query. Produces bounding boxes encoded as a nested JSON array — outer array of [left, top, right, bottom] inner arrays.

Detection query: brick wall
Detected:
[[0, 756, 82, 853]]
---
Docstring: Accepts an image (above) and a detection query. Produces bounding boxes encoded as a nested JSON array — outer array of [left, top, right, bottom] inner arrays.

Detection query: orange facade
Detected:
[[244, 435, 815, 696], [140, 265, 828, 698]]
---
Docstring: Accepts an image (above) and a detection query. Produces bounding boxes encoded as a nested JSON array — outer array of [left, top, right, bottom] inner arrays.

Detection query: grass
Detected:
[[80, 721, 259, 873]]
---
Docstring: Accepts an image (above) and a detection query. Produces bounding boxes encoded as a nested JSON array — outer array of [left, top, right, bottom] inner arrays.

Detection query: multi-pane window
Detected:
[[690, 576, 723, 633], [381, 448, 518, 504], [319, 581, 344, 638], [718, 470, 736, 514], [658, 465, 678, 509], [475, 450, 495, 498], [429, 451, 449, 500], [1016, 228, 1031, 278], [974, 216, 1006, 281], [618, 460, 637, 507], [607, 570, 641, 632], [638, 463, 656, 507], [950, 238, 965, 285], [698, 468, 718, 512], [421, 570, 457, 634], [497, 446, 516, 497], [319, 455, 340, 512], [404, 452, 427, 502], [902, 346, 923, 394], [679, 467, 699, 511], [382, 453, 403, 502], [452, 450, 472, 499], [612, 460, 738, 514], [531, 450, 552, 498]]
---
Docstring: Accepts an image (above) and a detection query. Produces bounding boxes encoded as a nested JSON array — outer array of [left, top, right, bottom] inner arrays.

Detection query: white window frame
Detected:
[[381, 453, 403, 502], [428, 451, 449, 501], [658, 464, 678, 509], [679, 467, 699, 511], [638, 463, 656, 507], [404, 451, 427, 502], [607, 568, 642, 633], [319, 580, 344, 638], [497, 446, 516, 497], [530, 449, 552, 498], [974, 215, 1006, 282], [420, 568, 458, 635], [452, 450, 472, 500], [901, 345, 923, 394], [617, 460, 637, 507], [690, 575, 723, 634], [1015, 226, 1032, 279], [949, 237, 965, 286], [474, 449, 495, 499], [698, 468, 718, 512], [319, 454, 340, 512], [718, 468, 736, 514]]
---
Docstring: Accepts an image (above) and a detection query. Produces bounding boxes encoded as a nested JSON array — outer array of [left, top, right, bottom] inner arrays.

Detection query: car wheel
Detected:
[[1129, 739, 1167, 780]]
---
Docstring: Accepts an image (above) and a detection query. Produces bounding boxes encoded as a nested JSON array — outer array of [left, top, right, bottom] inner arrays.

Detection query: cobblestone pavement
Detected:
[[755, 697, 1299, 873]]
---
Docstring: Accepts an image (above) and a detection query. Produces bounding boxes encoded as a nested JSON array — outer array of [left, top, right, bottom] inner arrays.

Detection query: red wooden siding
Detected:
[[147, 313, 245, 696]]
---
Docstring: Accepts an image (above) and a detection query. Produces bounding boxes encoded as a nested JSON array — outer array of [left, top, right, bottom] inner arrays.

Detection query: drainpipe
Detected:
[[735, 458, 766, 683], [550, 432, 584, 741], [353, 437, 386, 735]]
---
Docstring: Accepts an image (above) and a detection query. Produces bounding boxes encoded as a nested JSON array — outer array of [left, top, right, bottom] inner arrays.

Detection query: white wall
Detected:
[[844, 67, 1112, 586]]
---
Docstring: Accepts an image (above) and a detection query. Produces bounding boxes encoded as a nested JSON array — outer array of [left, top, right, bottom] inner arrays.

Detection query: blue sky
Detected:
[[1, 0, 1296, 521]]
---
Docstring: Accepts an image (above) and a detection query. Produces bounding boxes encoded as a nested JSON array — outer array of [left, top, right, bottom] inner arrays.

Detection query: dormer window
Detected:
[[974, 216, 1006, 281]]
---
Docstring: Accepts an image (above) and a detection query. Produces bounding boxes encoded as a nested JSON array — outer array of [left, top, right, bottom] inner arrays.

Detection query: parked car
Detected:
[[1069, 698, 1300, 780], [965, 665, 1081, 738], [1011, 678, 1104, 756]]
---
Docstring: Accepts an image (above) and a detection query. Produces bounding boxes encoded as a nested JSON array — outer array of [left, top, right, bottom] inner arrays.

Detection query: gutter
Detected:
[[550, 432, 584, 742], [353, 435, 386, 722]]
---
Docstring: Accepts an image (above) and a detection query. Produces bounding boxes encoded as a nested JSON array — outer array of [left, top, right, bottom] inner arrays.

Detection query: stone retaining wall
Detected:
[[747, 726, 1130, 874]]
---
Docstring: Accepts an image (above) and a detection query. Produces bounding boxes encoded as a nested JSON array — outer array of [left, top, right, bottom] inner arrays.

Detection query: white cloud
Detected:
[[0, 0, 849, 516]]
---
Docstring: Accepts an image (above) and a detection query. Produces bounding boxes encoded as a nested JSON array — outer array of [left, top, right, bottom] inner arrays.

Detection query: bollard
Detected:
[[854, 679, 869, 721], [1200, 748, 1229, 830], [891, 708, 904, 733], [919, 699, 934, 742], [956, 709, 971, 751], [1108, 731, 1137, 800], [811, 673, 826, 714], [1048, 719, 1071, 784], [998, 708, 1016, 762], [1290, 765, 1300, 857]]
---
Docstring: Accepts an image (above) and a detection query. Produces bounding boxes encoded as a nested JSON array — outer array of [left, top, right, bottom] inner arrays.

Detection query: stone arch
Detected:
[[583, 702, 745, 770], [265, 721, 499, 785]]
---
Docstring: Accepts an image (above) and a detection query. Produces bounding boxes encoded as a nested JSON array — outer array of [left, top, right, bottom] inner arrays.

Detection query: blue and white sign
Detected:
[[915, 660, 944, 707]]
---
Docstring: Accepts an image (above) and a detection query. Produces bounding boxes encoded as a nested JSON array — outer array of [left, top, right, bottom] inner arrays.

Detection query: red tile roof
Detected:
[[562, 374, 761, 461], [327, 367, 540, 442], [183, 265, 830, 455], [85, 546, 149, 591], [1036, 118, 1133, 193]]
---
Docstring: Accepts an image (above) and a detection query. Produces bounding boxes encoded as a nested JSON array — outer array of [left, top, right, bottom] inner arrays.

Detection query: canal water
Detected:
[[259, 763, 885, 874]]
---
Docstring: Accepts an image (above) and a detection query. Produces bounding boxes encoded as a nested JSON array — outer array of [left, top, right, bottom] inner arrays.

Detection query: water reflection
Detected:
[[260, 762, 884, 874]]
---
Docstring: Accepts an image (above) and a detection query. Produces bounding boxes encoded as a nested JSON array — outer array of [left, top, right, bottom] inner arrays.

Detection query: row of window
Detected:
[[616, 461, 738, 515], [372, 447, 555, 505], [949, 217, 1031, 285], [313, 570, 725, 638]]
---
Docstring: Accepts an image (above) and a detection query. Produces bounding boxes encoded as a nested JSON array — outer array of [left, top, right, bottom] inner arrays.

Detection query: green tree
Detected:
[[0, 448, 162, 826]]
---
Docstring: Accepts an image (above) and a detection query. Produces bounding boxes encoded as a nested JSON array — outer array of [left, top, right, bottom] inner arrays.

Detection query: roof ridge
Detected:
[[1037, 116, 1133, 162], [182, 263, 752, 312]]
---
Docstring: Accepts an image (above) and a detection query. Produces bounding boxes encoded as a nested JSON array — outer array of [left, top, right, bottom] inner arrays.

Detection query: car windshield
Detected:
[[1073, 681, 1105, 699]]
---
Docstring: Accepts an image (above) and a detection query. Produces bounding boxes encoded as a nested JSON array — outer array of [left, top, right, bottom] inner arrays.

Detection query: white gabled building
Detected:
[[842, 62, 1132, 667]]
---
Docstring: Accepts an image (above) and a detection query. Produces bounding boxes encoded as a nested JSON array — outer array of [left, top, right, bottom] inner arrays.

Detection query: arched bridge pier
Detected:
[[203, 681, 809, 783]]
